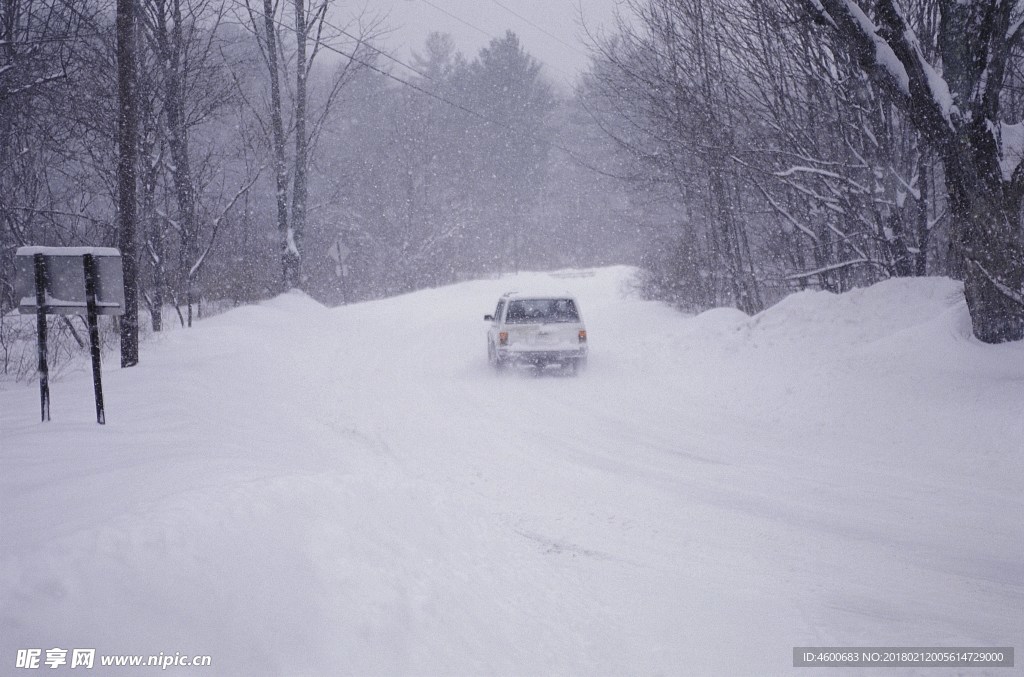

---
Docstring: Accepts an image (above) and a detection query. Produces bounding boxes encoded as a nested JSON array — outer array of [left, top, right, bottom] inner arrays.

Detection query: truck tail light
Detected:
[[499, 331, 508, 346], [578, 330, 587, 343]]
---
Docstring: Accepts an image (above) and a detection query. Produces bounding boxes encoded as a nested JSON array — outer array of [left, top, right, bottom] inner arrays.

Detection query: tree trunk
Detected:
[[942, 129, 1024, 343], [933, 1, 1023, 341], [137, 53, 164, 332], [158, 0, 199, 327], [914, 153, 929, 277], [116, 0, 139, 366], [289, 0, 309, 290], [260, 0, 292, 291], [142, 154, 163, 331]]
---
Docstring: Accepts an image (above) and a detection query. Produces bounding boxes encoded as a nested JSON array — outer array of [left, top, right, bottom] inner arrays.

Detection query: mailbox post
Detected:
[[15, 247, 125, 424]]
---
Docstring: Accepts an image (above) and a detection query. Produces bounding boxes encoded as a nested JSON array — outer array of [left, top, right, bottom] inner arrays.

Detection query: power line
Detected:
[[486, 0, 590, 60], [233, 0, 431, 81], [415, 0, 580, 83], [314, 13, 431, 81], [228, 0, 613, 177], [419, 0, 492, 41], [233, 0, 491, 120]]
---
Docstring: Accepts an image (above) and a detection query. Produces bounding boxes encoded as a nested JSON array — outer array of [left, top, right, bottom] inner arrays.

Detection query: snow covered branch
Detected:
[[811, 0, 954, 143], [972, 259, 1024, 307], [2, 70, 67, 98], [189, 169, 264, 279], [784, 258, 886, 280]]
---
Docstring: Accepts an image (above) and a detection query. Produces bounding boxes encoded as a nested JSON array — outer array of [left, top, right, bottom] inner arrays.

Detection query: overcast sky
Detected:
[[358, 0, 623, 90]]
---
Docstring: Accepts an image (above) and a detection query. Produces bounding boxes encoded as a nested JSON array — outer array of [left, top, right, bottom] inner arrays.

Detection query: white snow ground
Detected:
[[1, 266, 1022, 676]]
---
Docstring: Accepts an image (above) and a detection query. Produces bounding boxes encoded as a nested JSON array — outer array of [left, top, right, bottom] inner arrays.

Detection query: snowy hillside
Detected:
[[2, 267, 1022, 676]]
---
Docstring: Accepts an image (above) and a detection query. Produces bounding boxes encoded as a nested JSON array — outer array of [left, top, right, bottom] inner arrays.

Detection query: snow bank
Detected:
[[754, 278, 957, 340], [676, 277, 1021, 376]]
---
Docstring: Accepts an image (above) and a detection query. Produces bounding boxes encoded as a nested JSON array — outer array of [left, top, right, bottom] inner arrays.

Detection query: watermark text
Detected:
[[15, 649, 211, 670]]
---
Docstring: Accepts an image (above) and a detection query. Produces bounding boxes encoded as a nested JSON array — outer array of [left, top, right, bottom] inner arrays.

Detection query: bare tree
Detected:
[[1, 0, 98, 314], [581, 0, 763, 313], [240, 0, 376, 290], [137, 0, 260, 327], [806, 0, 1024, 343], [734, 1, 941, 291], [251, 0, 292, 288]]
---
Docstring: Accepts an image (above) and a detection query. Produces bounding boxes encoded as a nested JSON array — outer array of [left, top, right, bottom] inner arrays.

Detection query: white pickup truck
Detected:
[[484, 292, 588, 373]]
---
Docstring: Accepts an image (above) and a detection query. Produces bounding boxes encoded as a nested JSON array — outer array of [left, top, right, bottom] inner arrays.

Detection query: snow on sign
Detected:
[[14, 246, 125, 315], [13, 247, 126, 425]]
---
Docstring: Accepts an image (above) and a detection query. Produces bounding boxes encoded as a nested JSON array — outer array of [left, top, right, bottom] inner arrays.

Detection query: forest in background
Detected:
[[3, 0, 1024, 376]]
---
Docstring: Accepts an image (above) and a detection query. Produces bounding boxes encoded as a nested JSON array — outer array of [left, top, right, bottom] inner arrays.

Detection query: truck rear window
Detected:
[[505, 299, 579, 324]]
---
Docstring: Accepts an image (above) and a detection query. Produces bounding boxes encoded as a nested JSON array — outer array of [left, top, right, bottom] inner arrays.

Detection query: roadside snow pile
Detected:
[[683, 277, 972, 353], [1, 268, 1021, 676], [751, 277, 964, 344], [676, 277, 1021, 388]]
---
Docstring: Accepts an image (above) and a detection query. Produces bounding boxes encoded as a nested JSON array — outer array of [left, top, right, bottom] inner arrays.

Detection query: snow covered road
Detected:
[[2, 267, 1022, 675]]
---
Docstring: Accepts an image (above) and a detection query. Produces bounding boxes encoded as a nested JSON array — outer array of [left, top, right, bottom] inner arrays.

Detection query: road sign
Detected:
[[15, 247, 125, 315], [327, 239, 350, 264], [14, 247, 125, 424]]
